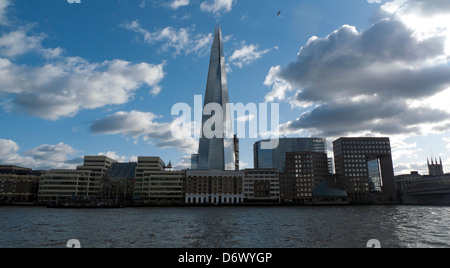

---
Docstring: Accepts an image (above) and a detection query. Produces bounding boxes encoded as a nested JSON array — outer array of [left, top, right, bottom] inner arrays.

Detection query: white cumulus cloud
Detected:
[[0, 19, 165, 121], [91, 111, 198, 154], [122, 21, 213, 57], [0, 139, 81, 170], [170, 0, 190, 9], [0, 26, 62, 59], [200, 0, 235, 16], [0, 0, 10, 25], [265, 18, 450, 137], [229, 43, 273, 68], [0, 57, 165, 120]]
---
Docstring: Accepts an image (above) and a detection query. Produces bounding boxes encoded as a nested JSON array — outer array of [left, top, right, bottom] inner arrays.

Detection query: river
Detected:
[[1, 206, 449, 248]]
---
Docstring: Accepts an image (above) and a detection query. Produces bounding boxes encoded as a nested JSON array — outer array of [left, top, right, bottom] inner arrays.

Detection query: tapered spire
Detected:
[[197, 26, 236, 171]]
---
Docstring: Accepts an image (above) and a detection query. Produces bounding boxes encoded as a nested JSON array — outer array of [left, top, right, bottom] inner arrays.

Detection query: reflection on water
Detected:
[[1, 206, 450, 248]]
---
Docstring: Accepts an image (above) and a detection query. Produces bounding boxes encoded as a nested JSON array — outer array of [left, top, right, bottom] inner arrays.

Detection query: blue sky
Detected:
[[1, 0, 450, 175]]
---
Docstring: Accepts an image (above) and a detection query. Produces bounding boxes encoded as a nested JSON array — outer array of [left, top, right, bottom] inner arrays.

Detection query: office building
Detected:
[[134, 157, 185, 205], [243, 169, 280, 204], [101, 162, 138, 202], [185, 170, 244, 205], [191, 154, 199, 170], [254, 138, 327, 172], [395, 171, 424, 193], [333, 137, 397, 203], [0, 166, 44, 203], [38, 169, 92, 203], [197, 26, 236, 171], [76, 155, 116, 198], [279, 152, 330, 204]]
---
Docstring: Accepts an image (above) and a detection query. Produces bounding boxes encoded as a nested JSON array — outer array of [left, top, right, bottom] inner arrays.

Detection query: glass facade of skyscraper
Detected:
[[253, 138, 327, 172], [197, 26, 236, 171]]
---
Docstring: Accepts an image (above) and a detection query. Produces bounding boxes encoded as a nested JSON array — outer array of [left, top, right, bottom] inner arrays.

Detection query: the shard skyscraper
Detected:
[[197, 26, 237, 171]]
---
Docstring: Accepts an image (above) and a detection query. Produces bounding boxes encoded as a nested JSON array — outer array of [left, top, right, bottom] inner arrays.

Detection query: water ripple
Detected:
[[1, 206, 450, 248]]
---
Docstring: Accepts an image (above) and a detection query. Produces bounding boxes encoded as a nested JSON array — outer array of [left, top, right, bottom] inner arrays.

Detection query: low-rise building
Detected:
[[76, 156, 116, 198], [396, 170, 450, 205], [101, 162, 137, 203], [134, 157, 185, 205], [395, 171, 424, 193], [311, 177, 349, 205], [185, 170, 244, 205], [243, 169, 280, 204], [38, 169, 92, 203], [0, 166, 44, 203]]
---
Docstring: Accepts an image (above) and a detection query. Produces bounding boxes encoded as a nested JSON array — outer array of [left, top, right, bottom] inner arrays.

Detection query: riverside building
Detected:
[[134, 157, 185, 205], [0, 166, 44, 203], [243, 169, 280, 204], [333, 137, 397, 203], [101, 162, 138, 202], [76, 155, 116, 198], [38, 169, 92, 203], [280, 151, 330, 204], [185, 170, 244, 205]]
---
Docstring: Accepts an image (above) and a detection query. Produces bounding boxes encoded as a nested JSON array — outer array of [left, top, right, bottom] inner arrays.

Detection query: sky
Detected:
[[0, 0, 450, 175]]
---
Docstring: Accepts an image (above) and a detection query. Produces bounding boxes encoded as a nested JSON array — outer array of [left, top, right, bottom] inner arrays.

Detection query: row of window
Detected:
[[345, 173, 367, 177], [135, 187, 183, 191], [245, 193, 280, 197], [345, 168, 368, 173], [38, 192, 79, 196], [342, 140, 389, 145], [39, 186, 94, 190], [243, 185, 279, 189], [343, 150, 390, 155], [40, 181, 95, 185], [343, 144, 389, 150]]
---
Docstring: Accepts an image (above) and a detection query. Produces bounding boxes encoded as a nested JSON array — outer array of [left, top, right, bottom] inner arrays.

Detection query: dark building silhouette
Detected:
[[333, 137, 398, 203], [101, 162, 138, 202], [280, 151, 329, 203], [428, 157, 444, 176], [396, 159, 450, 206]]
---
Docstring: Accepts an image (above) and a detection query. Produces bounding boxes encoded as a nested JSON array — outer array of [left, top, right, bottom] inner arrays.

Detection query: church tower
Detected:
[[428, 157, 444, 176]]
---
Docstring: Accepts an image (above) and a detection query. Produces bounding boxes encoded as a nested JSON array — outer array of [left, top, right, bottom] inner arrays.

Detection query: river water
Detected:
[[0, 206, 449, 248]]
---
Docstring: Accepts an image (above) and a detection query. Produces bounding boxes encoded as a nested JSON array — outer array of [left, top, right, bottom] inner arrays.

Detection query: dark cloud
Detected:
[[266, 16, 450, 137], [280, 19, 447, 102], [286, 99, 449, 136], [91, 111, 198, 154]]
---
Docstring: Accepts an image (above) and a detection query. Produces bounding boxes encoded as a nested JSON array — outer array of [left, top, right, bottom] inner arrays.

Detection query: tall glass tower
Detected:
[[197, 26, 236, 171]]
